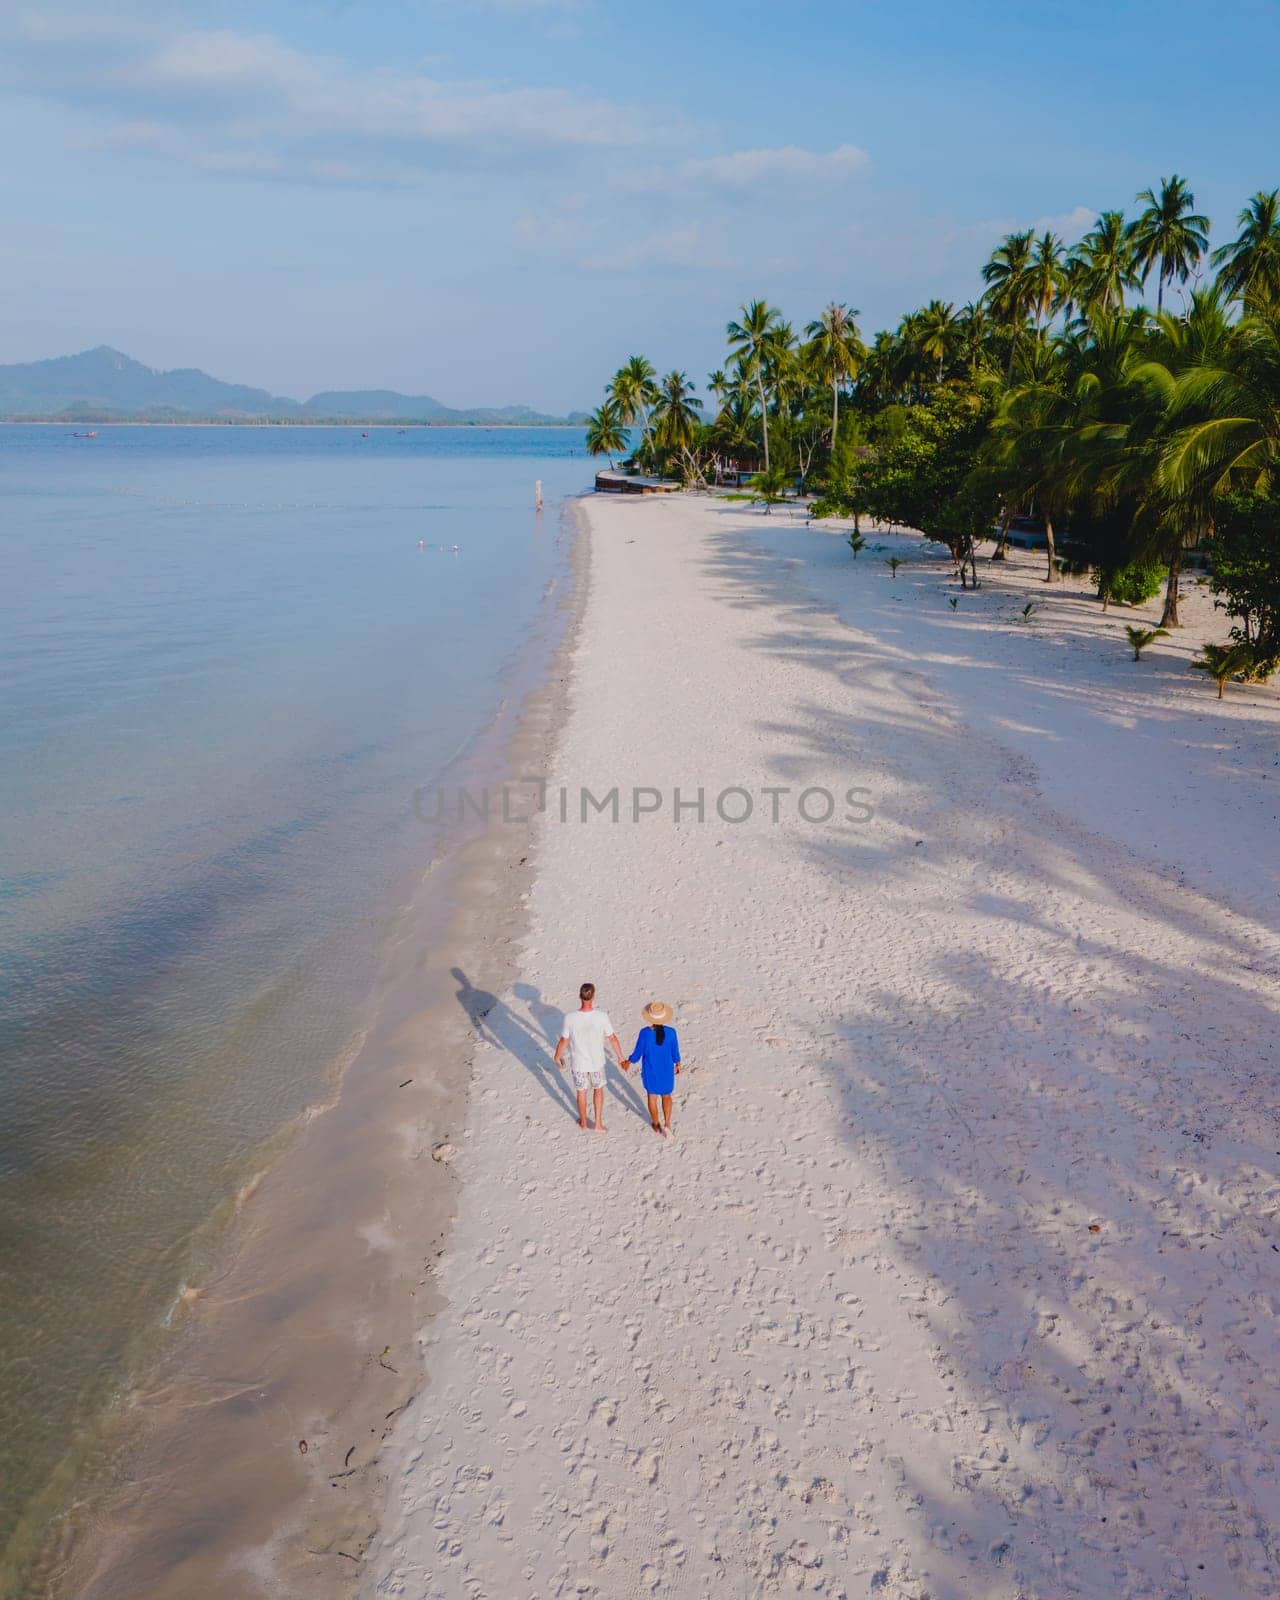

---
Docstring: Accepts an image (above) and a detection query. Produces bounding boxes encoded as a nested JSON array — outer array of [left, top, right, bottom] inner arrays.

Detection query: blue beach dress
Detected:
[[629, 1026, 680, 1096]]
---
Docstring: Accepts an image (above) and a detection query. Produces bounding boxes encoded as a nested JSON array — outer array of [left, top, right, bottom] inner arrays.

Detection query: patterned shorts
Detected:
[[571, 1067, 606, 1092]]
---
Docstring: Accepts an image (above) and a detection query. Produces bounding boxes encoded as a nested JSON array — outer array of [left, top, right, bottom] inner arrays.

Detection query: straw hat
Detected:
[[642, 1001, 674, 1026]]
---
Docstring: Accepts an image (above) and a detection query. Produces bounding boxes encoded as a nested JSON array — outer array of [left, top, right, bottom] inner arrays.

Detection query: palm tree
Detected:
[[763, 319, 801, 426], [804, 302, 864, 443], [955, 302, 997, 377], [913, 300, 960, 381], [1190, 641, 1253, 697], [651, 370, 702, 453], [985, 337, 1079, 583], [726, 299, 782, 470], [1158, 302, 1280, 495], [750, 462, 792, 513], [1026, 232, 1066, 334], [585, 402, 626, 468], [608, 356, 658, 452], [1124, 624, 1168, 660], [1211, 191, 1280, 308], [1128, 175, 1209, 311], [1068, 212, 1140, 319], [981, 229, 1035, 376], [706, 368, 730, 419]]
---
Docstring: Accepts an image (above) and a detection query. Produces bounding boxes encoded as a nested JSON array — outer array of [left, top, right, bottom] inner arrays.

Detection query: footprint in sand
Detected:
[[589, 1396, 618, 1428]]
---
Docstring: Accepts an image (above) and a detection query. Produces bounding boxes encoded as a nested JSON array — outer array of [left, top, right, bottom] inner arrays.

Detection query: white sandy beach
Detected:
[[366, 493, 1280, 1600]]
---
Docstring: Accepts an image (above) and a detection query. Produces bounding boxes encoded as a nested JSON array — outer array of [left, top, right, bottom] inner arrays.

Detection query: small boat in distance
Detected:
[[74, 430, 98, 439]]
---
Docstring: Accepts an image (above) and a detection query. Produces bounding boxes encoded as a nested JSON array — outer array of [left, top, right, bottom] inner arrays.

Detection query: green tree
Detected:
[[913, 300, 961, 381], [1208, 489, 1280, 664], [1026, 232, 1067, 335], [860, 384, 998, 583], [1067, 211, 1139, 318], [608, 356, 658, 452], [981, 229, 1035, 376], [706, 369, 730, 418], [1190, 641, 1254, 697], [804, 302, 864, 443], [1128, 175, 1209, 312], [1158, 303, 1280, 495], [585, 401, 626, 467], [811, 418, 870, 526], [651, 371, 703, 455], [726, 299, 783, 471], [1211, 191, 1280, 309]]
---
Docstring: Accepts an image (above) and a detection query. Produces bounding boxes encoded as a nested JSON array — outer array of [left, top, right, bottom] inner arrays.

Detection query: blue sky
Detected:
[[2, 0, 1277, 411]]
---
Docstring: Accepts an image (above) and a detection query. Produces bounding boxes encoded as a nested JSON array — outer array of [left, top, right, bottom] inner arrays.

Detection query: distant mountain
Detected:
[[0, 347, 582, 425]]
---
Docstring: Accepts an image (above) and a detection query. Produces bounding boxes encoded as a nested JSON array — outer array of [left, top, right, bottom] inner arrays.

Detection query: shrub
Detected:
[[1093, 560, 1164, 607]]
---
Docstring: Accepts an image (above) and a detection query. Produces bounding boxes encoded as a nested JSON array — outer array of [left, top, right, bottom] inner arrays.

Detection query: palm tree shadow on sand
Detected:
[[451, 969, 648, 1125]]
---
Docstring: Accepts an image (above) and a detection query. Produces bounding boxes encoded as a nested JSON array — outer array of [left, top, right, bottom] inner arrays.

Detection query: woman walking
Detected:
[[625, 1001, 681, 1138]]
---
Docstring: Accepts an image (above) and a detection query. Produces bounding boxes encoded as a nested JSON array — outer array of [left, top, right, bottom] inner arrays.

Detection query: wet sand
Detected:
[[46, 503, 589, 1600]]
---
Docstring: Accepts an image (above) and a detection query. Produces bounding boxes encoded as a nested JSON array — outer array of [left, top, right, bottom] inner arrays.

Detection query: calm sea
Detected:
[[0, 424, 589, 1576]]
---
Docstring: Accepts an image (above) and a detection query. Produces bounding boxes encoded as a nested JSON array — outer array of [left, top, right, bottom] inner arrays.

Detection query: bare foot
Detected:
[[651, 1122, 663, 1135], [596, 1121, 609, 1133], [663, 1126, 674, 1139], [579, 1117, 590, 1130]]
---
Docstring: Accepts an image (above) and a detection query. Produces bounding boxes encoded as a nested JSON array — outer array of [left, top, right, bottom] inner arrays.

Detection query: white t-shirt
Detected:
[[560, 1008, 614, 1074]]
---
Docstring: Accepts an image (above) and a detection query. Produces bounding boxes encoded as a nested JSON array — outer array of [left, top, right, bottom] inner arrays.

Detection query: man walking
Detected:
[[554, 982, 625, 1133]]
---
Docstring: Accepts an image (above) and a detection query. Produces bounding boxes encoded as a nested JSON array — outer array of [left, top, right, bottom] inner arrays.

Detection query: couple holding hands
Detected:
[[554, 983, 682, 1138]]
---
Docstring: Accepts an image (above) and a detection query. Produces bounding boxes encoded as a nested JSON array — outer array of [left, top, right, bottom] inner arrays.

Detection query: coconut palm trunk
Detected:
[[1160, 546, 1182, 628], [831, 379, 839, 447], [991, 508, 1012, 561], [1043, 515, 1058, 583], [757, 365, 770, 472]]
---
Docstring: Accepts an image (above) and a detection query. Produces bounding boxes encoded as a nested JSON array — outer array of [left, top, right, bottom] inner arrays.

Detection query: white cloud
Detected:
[[3, 12, 645, 184], [950, 203, 1097, 252], [583, 224, 725, 273], [680, 143, 869, 189], [1033, 204, 1096, 241]]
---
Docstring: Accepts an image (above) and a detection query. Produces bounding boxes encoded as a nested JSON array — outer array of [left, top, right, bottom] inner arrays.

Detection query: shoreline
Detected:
[[365, 489, 1279, 1598], [45, 501, 590, 1600]]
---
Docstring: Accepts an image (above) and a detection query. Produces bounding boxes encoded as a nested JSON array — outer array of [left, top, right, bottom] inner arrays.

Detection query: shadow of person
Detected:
[[450, 967, 577, 1117], [512, 981, 650, 1126], [607, 1057, 651, 1126], [513, 981, 566, 1047]]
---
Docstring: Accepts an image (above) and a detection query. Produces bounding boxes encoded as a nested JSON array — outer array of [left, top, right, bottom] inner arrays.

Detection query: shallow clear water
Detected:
[[0, 424, 588, 1566]]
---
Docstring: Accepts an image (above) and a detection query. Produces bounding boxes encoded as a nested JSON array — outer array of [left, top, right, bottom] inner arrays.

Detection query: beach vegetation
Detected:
[[587, 175, 1280, 660], [1128, 175, 1210, 313], [1124, 624, 1168, 659], [1191, 640, 1256, 696], [750, 462, 793, 512], [1208, 489, 1280, 667], [726, 300, 784, 472], [585, 401, 626, 467], [804, 303, 864, 443], [1211, 191, 1280, 309], [608, 357, 659, 455]]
